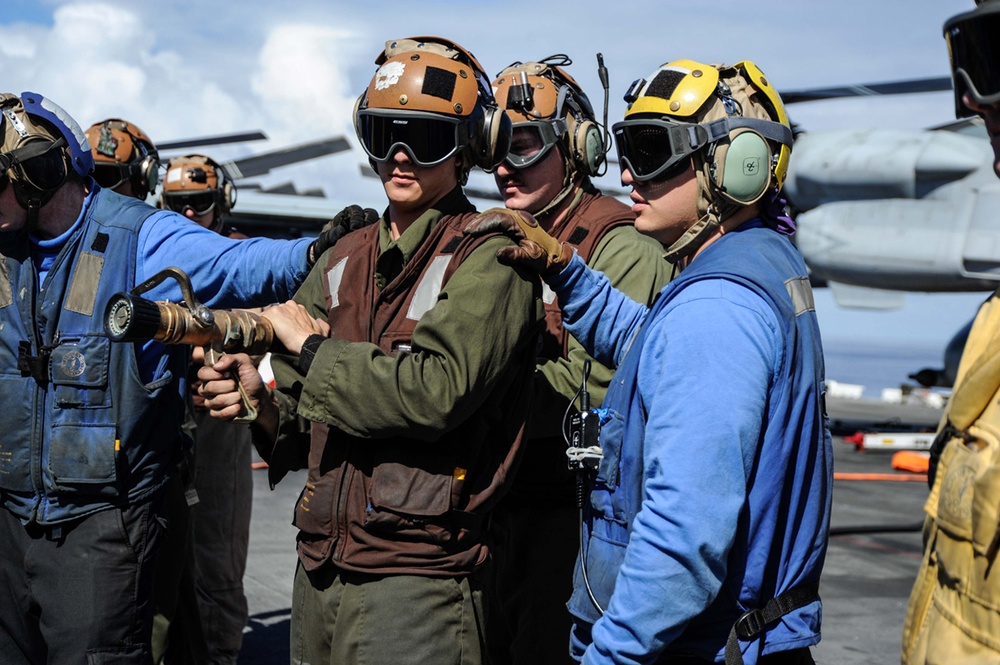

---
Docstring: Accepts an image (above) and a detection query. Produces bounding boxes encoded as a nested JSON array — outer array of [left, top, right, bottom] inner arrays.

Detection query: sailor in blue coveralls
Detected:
[[0, 91, 345, 665]]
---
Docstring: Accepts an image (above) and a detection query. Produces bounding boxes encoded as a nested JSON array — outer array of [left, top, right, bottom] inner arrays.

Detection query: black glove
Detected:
[[307, 204, 379, 266]]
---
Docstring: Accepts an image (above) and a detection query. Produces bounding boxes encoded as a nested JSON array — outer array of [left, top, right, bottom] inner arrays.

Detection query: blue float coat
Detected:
[[548, 221, 833, 665]]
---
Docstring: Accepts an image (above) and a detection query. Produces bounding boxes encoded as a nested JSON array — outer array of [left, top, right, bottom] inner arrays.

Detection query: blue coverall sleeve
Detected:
[[547, 253, 653, 369], [581, 279, 780, 665], [135, 210, 311, 307]]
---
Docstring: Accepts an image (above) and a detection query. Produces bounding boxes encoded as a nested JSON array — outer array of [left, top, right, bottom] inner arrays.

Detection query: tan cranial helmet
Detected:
[[85, 118, 159, 199], [0, 91, 93, 224], [492, 56, 605, 178], [159, 154, 235, 231], [354, 36, 511, 181], [615, 59, 794, 262]]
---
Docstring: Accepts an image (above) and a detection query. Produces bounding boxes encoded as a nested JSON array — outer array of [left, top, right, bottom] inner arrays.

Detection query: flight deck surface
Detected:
[[237, 400, 934, 664]]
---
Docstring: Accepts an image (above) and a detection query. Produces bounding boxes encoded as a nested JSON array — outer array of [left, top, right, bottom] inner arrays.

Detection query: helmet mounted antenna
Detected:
[[596, 53, 610, 177]]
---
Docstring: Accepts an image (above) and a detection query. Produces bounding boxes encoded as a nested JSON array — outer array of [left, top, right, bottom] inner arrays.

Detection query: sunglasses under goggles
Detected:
[[945, 4, 1000, 117], [162, 190, 217, 217], [357, 110, 471, 168], [504, 121, 565, 170], [0, 137, 69, 193]]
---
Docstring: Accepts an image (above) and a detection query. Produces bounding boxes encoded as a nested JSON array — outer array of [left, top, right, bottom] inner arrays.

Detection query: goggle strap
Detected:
[[701, 119, 731, 145], [954, 68, 1000, 108], [0, 136, 67, 173], [725, 117, 793, 147]]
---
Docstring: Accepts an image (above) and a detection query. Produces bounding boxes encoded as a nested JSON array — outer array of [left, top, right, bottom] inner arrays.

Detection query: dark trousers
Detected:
[[486, 501, 579, 665], [156, 412, 252, 665], [0, 492, 166, 665], [151, 472, 208, 665], [189, 412, 252, 664]]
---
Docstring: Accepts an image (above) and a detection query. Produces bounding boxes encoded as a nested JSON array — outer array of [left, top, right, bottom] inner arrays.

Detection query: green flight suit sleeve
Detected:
[[250, 258, 337, 481], [528, 225, 670, 438], [290, 234, 541, 440]]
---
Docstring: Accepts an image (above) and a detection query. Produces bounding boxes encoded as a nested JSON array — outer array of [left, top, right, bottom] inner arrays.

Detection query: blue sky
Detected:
[[0, 0, 989, 381]]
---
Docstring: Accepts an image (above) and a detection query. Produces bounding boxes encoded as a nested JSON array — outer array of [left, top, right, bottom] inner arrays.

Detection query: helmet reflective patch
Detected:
[[96, 126, 118, 159], [36, 94, 90, 157], [375, 61, 406, 91], [2, 107, 28, 138]]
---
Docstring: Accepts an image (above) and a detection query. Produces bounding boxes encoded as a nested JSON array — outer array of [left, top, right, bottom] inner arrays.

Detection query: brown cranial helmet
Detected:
[[159, 154, 235, 229], [85, 118, 159, 199], [354, 36, 511, 181], [493, 56, 605, 178]]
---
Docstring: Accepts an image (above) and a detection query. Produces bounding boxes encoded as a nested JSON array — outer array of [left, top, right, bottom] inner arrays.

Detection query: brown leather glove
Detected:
[[464, 207, 573, 275]]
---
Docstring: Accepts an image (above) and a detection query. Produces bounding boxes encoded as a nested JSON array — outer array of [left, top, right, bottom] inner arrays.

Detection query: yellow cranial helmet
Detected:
[[615, 59, 792, 194], [85, 118, 159, 199], [614, 59, 794, 263], [354, 36, 511, 178], [492, 56, 605, 176]]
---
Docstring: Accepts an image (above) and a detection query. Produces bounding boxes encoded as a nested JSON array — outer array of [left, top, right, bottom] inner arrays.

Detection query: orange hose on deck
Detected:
[[834, 472, 927, 482]]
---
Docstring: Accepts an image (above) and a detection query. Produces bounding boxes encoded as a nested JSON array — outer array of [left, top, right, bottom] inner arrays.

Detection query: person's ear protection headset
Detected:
[[0, 91, 94, 229], [159, 154, 236, 231], [944, 1, 1000, 119], [493, 55, 608, 177], [353, 36, 512, 180], [614, 60, 792, 206], [85, 118, 160, 200]]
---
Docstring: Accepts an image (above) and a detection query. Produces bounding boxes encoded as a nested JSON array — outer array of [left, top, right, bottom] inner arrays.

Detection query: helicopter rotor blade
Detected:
[[780, 76, 952, 105], [223, 136, 351, 180], [157, 130, 269, 152]]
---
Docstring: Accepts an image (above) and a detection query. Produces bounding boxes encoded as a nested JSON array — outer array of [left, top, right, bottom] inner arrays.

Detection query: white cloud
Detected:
[[251, 25, 358, 140]]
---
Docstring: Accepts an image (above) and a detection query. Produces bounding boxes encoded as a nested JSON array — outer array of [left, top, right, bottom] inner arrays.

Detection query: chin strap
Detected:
[[665, 152, 745, 265], [533, 152, 579, 221], [662, 213, 719, 264]]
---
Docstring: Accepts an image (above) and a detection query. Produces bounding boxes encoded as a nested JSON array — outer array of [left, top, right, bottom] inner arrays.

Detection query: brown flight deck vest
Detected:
[[293, 213, 538, 577], [538, 191, 634, 361], [902, 291, 1000, 664]]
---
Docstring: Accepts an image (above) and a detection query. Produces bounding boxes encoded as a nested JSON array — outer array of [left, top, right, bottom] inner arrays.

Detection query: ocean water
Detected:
[[822, 339, 945, 399]]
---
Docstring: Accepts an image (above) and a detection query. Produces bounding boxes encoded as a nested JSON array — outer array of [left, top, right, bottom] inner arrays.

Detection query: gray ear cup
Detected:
[[137, 155, 159, 198], [572, 118, 604, 176], [221, 180, 236, 213], [351, 93, 365, 145], [717, 130, 771, 203]]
